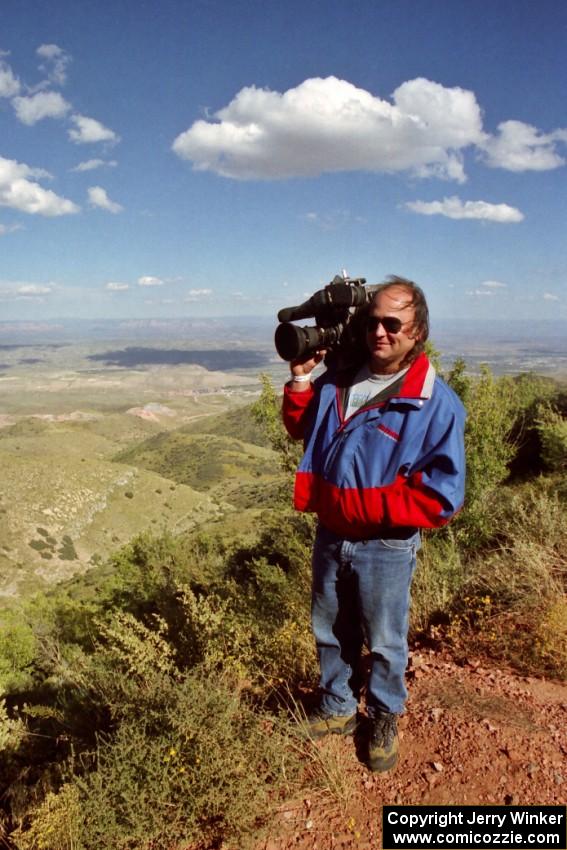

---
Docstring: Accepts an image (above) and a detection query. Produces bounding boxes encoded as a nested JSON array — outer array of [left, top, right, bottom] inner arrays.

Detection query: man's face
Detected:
[[366, 286, 419, 374]]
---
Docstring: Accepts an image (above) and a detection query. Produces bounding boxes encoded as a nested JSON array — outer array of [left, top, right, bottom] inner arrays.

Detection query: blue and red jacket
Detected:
[[282, 353, 466, 539]]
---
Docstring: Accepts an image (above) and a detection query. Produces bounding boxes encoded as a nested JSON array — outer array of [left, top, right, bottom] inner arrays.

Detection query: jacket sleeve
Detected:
[[381, 401, 466, 529], [281, 382, 315, 441]]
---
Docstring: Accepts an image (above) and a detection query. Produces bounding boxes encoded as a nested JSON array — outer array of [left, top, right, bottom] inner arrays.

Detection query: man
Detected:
[[282, 277, 466, 773]]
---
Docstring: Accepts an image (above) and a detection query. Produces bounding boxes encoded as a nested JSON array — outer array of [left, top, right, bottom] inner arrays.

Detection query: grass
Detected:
[[114, 431, 279, 492], [418, 479, 567, 678], [283, 692, 358, 816]]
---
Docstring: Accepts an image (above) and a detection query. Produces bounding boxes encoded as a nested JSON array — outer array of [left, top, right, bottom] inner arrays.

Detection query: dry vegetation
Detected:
[[0, 359, 566, 848]]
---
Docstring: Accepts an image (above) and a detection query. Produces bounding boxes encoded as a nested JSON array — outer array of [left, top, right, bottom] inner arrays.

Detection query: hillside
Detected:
[[180, 402, 271, 447], [0, 421, 224, 598], [115, 431, 278, 490], [1, 360, 566, 850], [0, 382, 277, 599]]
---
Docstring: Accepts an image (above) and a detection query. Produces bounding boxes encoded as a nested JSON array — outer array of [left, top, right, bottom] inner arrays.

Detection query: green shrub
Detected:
[[0, 698, 26, 752], [534, 596, 567, 677], [446, 361, 517, 546], [11, 620, 303, 850], [12, 673, 300, 850], [0, 611, 37, 693], [29, 539, 51, 552], [536, 402, 567, 470], [430, 477, 567, 677], [10, 784, 81, 850], [410, 533, 464, 636], [251, 374, 302, 478], [58, 537, 78, 561], [71, 673, 301, 850]]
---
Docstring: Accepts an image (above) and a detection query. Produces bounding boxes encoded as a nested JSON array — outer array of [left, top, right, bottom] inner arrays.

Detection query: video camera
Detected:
[[274, 272, 380, 365]]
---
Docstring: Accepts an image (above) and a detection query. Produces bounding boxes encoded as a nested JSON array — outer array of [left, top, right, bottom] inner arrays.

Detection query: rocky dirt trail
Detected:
[[259, 648, 566, 850]]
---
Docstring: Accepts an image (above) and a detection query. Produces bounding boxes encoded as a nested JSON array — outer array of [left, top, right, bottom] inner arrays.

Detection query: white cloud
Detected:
[[411, 156, 467, 183], [138, 275, 164, 287], [0, 59, 20, 97], [36, 44, 63, 59], [36, 44, 71, 86], [12, 90, 71, 125], [184, 288, 213, 301], [105, 281, 129, 291], [69, 114, 119, 144], [481, 120, 567, 171], [543, 292, 560, 302], [173, 75, 567, 181], [172, 76, 484, 181], [480, 280, 507, 289], [405, 195, 524, 223], [0, 156, 79, 216], [468, 280, 509, 297], [71, 158, 117, 173], [0, 223, 24, 236], [0, 282, 54, 300], [15, 283, 52, 296], [302, 209, 363, 230], [467, 288, 496, 297], [87, 186, 123, 213]]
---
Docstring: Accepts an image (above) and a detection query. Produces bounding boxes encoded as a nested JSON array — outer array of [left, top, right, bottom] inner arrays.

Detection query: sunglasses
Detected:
[[366, 315, 404, 334]]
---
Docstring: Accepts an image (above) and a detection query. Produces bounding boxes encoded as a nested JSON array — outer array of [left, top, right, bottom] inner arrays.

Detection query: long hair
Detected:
[[370, 275, 429, 361]]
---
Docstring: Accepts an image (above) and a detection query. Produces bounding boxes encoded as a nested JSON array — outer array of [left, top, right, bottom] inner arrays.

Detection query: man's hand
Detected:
[[291, 350, 326, 376], [289, 350, 327, 392]]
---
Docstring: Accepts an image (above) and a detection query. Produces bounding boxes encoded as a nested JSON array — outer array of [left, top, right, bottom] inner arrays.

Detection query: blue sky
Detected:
[[1, 0, 566, 323]]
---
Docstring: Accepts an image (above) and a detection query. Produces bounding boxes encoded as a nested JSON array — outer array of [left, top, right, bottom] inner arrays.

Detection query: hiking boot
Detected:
[[367, 711, 399, 773], [301, 707, 357, 740]]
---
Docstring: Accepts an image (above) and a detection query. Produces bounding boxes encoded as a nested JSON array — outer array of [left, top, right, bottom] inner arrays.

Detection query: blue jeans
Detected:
[[311, 523, 420, 718]]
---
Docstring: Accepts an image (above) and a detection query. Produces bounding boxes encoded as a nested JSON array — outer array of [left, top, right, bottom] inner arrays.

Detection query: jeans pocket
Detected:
[[378, 532, 421, 552]]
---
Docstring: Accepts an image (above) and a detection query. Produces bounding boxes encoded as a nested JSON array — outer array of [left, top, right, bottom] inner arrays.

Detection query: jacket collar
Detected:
[[335, 352, 435, 400], [333, 352, 436, 423], [396, 352, 436, 399]]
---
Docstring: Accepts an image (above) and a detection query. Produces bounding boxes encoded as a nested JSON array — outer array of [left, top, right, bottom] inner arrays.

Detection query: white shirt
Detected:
[[344, 364, 409, 419]]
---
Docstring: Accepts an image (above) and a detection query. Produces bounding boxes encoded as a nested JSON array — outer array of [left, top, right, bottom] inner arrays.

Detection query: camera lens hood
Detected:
[[275, 323, 307, 361], [275, 322, 327, 361]]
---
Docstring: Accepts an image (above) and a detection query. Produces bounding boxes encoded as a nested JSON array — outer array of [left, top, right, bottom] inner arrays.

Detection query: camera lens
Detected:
[[275, 323, 326, 361]]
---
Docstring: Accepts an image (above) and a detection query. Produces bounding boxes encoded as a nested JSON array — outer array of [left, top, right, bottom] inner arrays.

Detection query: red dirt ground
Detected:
[[258, 649, 566, 850]]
